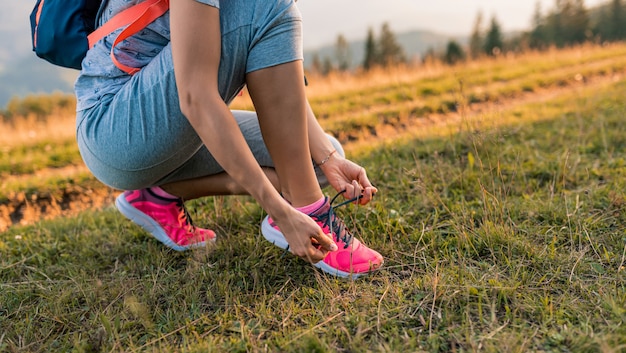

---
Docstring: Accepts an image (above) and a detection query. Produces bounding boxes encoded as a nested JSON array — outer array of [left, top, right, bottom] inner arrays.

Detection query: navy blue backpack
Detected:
[[30, 0, 169, 73], [30, 0, 104, 69]]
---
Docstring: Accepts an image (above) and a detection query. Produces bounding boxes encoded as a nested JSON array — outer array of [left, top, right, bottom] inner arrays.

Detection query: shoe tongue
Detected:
[[309, 197, 330, 216]]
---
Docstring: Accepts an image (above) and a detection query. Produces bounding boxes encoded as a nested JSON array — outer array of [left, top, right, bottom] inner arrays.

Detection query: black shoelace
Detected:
[[146, 187, 196, 231], [312, 190, 364, 249]]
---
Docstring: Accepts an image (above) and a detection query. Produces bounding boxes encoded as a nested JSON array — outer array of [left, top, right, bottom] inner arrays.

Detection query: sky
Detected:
[[296, 0, 608, 49], [1, 0, 611, 54]]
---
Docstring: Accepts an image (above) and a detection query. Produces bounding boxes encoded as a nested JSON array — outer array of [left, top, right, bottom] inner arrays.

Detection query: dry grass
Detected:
[[0, 112, 76, 149]]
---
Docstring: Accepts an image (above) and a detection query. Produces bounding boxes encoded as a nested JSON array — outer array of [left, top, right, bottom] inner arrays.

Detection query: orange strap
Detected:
[[33, 0, 46, 48], [88, 0, 169, 75]]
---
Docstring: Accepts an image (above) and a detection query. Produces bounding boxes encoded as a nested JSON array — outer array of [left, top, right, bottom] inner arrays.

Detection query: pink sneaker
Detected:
[[261, 194, 383, 278], [115, 187, 216, 251]]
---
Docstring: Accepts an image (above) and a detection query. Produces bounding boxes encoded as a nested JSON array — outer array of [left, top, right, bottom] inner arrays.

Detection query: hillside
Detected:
[[0, 56, 77, 109], [0, 0, 615, 108]]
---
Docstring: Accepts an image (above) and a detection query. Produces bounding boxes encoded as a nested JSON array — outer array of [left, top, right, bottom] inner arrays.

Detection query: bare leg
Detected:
[[160, 167, 280, 199], [245, 61, 323, 208]]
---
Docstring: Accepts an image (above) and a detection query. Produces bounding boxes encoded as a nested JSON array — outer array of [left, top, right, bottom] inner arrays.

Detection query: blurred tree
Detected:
[[378, 23, 406, 66], [422, 47, 438, 65], [443, 40, 465, 65], [546, 1, 565, 47], [334, 34, 352, 71], [363, 27, 379, 70], [530, 2, 549, 49], [547, 0, 589, 47], [565, 0, 590, 44], [4, 93, 75, 120], [309, 53, 323, 75], [322, 57, 333, 75], [609, 0, 626, 40], [483, 16, 504, 56], [469, 11, 484, 59], [594, 5, 612, 40]]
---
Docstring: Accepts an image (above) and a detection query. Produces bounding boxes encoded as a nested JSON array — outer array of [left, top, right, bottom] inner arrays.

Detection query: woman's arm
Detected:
[[169, 0, 336, 262], [170, 1, 278, 214]]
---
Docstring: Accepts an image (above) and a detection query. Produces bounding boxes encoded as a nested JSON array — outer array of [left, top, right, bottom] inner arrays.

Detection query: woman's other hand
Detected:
[[319, 153, 377, 205]]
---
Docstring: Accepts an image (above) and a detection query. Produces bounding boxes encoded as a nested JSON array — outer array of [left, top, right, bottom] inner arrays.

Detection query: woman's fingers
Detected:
[[297, 229, 337, 264], [343, 178, 377, 205], [311, 229, 338, 252], [280, 211, 338, 264], [356, 168, 377, 204], [300, 247, 328, 264], [342, 179, 359, 201]]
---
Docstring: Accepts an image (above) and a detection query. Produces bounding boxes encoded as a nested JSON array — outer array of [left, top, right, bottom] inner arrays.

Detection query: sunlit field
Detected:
[[1, 43, 625, 352]]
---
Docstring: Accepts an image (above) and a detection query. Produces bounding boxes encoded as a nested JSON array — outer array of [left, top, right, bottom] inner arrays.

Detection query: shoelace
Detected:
[[313, 189, 363, 249], [175, 198, 197, 233]]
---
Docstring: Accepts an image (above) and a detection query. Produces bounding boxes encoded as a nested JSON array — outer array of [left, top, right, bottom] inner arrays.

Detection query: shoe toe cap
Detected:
[[328, 239, 383, 274]]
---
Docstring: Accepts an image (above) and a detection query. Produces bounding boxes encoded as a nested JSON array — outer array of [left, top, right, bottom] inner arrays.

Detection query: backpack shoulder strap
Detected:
[[88, 0, 169, 75]]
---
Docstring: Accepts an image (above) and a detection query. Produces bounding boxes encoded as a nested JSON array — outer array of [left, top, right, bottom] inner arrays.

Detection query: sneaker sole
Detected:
[[261, 216, 370, 279], [115, 194, 210, 251]]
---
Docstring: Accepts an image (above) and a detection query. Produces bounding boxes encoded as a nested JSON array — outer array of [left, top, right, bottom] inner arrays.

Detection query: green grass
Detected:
[[0, 138, 81, 176], [2, 53, 626, 352]]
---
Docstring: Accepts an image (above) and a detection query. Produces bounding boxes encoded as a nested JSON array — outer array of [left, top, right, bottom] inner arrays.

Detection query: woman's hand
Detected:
[[320, 153, 377, 205], [269, 204, 338, 263]]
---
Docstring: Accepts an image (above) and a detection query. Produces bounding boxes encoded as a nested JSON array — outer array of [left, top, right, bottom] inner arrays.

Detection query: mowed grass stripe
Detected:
[[308, 44, 626, 119]]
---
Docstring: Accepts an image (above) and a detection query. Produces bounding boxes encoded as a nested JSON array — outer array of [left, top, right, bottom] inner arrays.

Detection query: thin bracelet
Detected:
[[318, 150, 337, 166]]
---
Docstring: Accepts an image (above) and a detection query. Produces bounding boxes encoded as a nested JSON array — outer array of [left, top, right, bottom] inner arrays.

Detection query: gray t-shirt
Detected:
[[75, 0, 219, 112]]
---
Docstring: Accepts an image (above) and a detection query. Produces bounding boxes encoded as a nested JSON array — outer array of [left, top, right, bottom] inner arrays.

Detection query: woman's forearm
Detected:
[[190, 95, 288, 215]]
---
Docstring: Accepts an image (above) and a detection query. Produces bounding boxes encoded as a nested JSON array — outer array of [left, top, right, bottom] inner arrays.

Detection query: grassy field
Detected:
[[1, 44, 626, 352]]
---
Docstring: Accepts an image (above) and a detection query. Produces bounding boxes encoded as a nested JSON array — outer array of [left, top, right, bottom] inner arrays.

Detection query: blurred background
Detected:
[[0, 0, 613, 109]]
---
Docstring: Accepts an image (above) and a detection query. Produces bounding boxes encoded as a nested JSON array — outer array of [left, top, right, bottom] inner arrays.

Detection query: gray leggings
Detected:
[[78, 107, 343, 190]]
